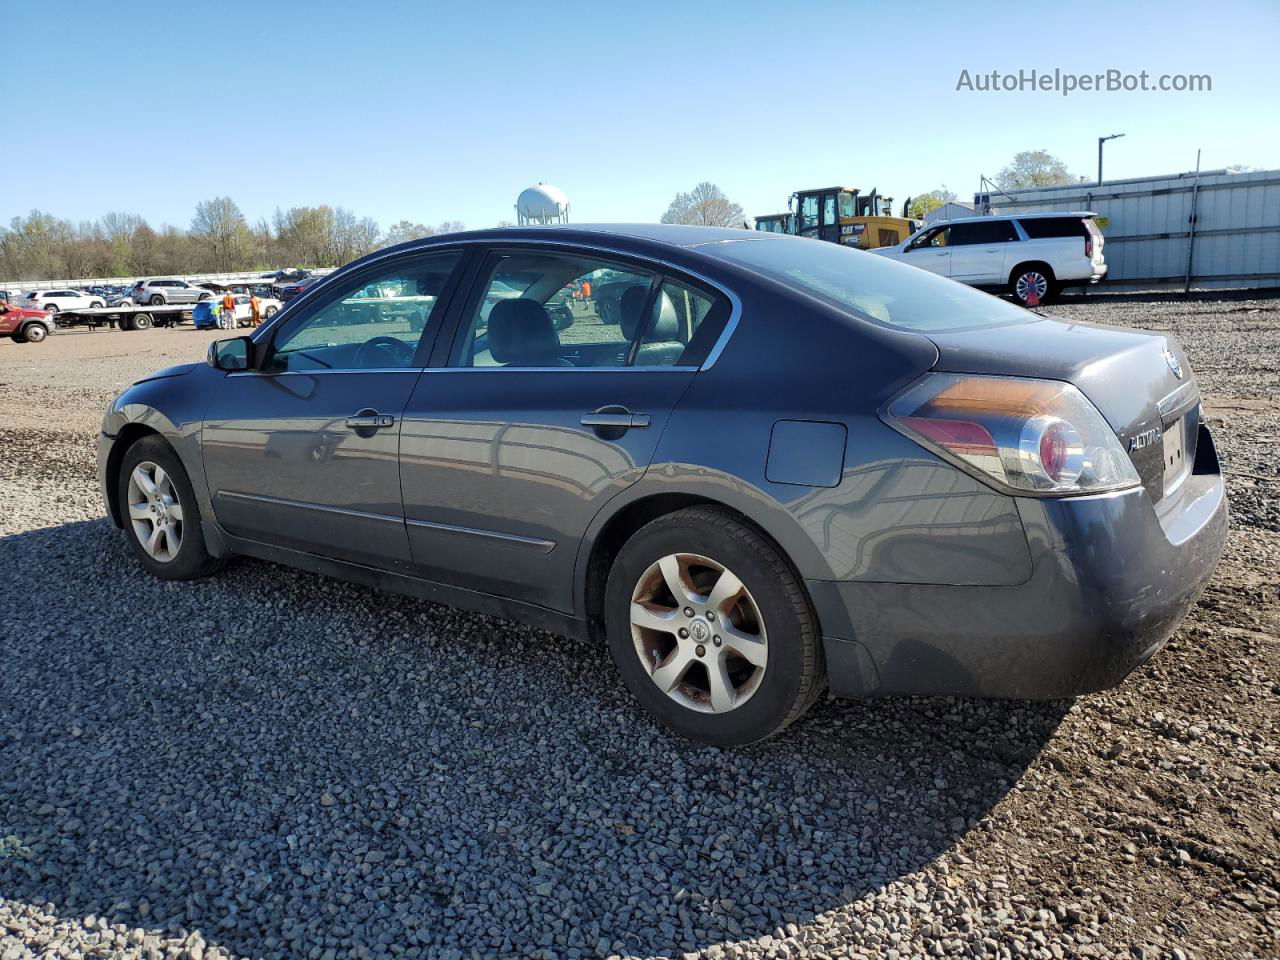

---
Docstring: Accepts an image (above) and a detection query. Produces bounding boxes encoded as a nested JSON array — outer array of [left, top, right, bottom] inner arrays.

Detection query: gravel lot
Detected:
[[1, 297, 1277, 960]]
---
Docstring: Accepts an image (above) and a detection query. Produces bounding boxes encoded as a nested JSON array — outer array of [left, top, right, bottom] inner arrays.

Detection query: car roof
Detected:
[[928, 211, 1097, 227], [382, 223, 757, 254]]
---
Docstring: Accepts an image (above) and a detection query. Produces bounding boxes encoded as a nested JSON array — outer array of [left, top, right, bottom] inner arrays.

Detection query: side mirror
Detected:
[[208, 335, 253, 371]]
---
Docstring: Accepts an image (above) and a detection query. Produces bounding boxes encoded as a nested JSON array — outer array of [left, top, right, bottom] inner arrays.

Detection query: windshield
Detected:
[[709, 237, 1035, 333]]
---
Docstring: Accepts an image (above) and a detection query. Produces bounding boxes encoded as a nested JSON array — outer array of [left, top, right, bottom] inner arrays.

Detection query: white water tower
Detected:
[[516, 183, 570, 225]]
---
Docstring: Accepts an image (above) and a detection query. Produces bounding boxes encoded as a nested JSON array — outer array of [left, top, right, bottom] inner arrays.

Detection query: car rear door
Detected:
[[201, 249, 467, 567], [946, 219, 1019, 284], [397, 245, 731, 613]]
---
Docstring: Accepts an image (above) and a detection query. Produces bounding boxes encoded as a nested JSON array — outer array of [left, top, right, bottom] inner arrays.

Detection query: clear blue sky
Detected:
[[3, 0, 1277, 231]]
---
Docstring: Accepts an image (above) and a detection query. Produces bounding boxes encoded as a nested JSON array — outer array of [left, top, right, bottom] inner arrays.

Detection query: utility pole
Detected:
[[1098, 133, 1125, 185]]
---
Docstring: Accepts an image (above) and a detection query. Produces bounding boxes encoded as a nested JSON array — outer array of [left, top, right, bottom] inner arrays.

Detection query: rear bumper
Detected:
[[812, 423, 1227, 699]]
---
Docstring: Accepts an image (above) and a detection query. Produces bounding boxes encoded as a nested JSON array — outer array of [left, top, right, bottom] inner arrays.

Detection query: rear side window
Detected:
[[947, 220, 1019, 245], [712, 237, 1034, 333], [453, 252, 729, 369], [1018, 217, 1090, 239], [636, 279, 723, 367]]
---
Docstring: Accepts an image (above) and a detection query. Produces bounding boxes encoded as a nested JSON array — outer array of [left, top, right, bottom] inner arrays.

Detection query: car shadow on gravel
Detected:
[[0, 519, 1069, 959]]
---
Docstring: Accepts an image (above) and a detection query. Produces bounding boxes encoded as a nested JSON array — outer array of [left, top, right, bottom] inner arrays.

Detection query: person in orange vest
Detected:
[[221, 291, 236, 329], [249, 293, 261, 327]]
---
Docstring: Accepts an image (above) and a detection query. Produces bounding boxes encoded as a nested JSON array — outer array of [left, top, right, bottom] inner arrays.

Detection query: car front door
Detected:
[[901, 226, 951, 276], [398, 247, 730, 612], [201, 249, 466, 566], [946, 219, 1019, 284]]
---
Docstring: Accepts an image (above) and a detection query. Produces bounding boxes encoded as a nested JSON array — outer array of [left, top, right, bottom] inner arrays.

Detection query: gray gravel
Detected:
[[1, 297, 1277, 960]]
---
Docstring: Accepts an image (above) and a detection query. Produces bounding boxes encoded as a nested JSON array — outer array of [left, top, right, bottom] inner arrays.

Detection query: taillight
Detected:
[[884, 374, 1139, 496], [1085, 235, 1093, 258]]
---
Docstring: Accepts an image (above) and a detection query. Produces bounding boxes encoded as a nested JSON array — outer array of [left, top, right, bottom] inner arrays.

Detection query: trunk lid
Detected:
[[927, 316, 1198, 502]]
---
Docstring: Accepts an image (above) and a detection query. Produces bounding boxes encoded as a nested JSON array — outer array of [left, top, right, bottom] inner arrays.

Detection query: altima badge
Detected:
[[1163, 343, 1184, 379], [1129, 428, 1161, 452]]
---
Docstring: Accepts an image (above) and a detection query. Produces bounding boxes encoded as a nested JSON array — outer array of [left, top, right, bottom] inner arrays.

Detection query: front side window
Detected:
[[265, 252, 460, 372], [823, 194, 837, 226], [908, 227, 947, 250]]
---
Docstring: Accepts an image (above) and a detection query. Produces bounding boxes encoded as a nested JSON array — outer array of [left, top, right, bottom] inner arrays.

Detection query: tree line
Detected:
[[0, 197, 466, 282]]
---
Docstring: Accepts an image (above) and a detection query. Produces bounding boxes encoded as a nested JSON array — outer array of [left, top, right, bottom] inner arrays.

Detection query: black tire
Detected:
[[89, 300, 104, 308], [10, 331, 26, 344], [131, 313, 152, 330], [149, 294, 165, 306], [1009, 263, 1058, 305], [198, 293, 212, 302], [603, 506, 825, 746], [117, 435, 223, 581], [264, 305, 278, 318], [20, 323, 47, 343]]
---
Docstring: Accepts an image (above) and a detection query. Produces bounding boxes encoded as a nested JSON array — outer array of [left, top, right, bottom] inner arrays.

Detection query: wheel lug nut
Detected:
[[695, 645, 706, 657], [678, 628, 689, 639], [706, 611, 716, 622], [683, 607, 694, 618], [713, 635, 722, 647]]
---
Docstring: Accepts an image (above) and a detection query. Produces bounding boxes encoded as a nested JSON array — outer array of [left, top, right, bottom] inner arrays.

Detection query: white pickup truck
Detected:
[[871, 211, 1107, 304]]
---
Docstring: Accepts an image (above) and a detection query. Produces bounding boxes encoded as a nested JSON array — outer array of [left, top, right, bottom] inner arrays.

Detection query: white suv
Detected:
[[130, 278, 213, 306], [21, 288, 105, 314], [872, 211, 1106, 304]]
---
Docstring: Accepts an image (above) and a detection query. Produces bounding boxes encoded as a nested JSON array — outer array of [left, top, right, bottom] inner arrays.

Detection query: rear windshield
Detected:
[[1018, 216, 1090, 239], [709, 237, 1034, 332]]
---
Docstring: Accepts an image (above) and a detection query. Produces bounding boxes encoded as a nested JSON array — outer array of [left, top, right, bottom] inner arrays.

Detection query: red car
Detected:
[[0, 302, 56, 343]]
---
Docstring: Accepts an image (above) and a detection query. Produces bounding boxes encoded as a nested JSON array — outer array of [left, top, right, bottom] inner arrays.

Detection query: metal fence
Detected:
[[975, 168, 1280, 292]]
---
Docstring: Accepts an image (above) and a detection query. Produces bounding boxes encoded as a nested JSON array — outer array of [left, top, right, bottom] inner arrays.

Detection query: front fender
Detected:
[[99, 366, 221, 538]]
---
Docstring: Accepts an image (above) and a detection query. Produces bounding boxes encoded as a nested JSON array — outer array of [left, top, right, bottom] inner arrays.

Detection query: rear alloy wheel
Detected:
[[118, 436, 222, 580], [149, 294, 165, 306], [630, 553, 769, 713], [43, 304, 58, 315], [605, 507, 824, 746], [21, 323, 47, 343], [89, 300, 104, 308], [1011, 265, 1055, 305]]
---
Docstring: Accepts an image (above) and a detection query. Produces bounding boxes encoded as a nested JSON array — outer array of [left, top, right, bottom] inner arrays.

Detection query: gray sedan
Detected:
[[97, 225, 1227, 745]]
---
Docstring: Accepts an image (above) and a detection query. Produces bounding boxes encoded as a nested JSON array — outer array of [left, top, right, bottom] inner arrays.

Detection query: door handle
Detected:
[[345, 413, 395, 429], [581, 411, 650, 429]]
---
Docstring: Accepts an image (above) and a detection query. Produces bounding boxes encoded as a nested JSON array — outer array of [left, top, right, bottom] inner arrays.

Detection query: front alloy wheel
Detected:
[[126, 460, 183, 562], [630, 553, 767, 713]]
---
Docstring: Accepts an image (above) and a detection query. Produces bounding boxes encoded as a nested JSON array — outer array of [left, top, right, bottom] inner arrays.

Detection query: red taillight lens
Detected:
[[900, 416, 997, 457], [1085, 236, 1093, 258]]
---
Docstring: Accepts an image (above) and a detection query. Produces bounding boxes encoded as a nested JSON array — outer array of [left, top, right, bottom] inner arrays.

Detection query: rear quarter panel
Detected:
[[574, 275, 1034, 609]]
